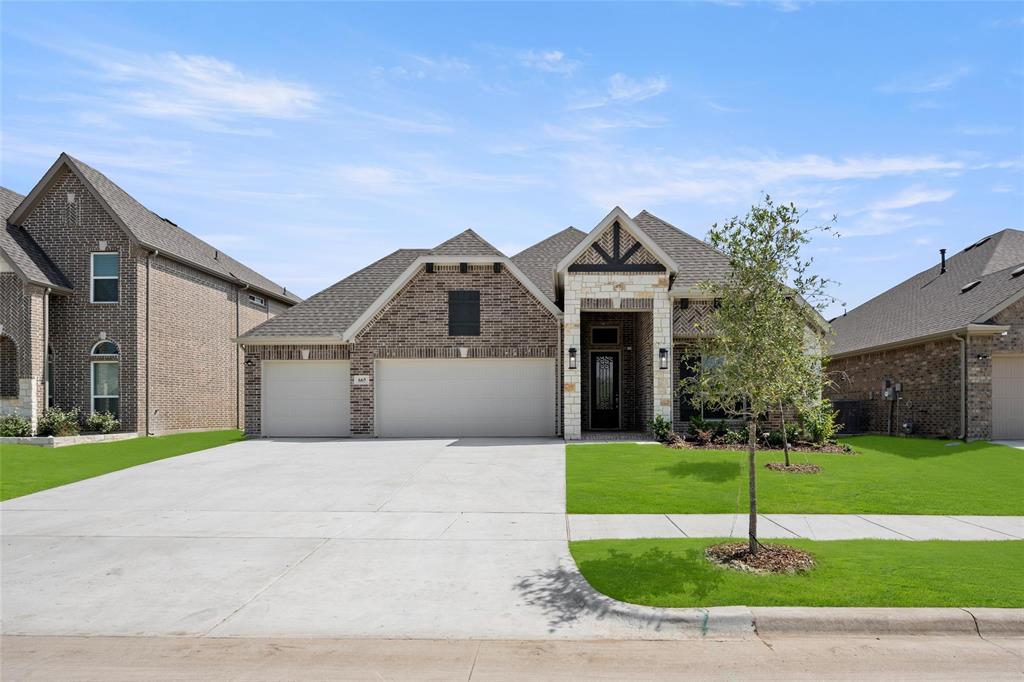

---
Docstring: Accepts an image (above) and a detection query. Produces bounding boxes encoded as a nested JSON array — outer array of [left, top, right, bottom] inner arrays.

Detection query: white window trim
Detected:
[[90, 252, 119, 304], [248, 294, 266, 307], [90, 359, 119, 415], [91, 340, 119, 356]]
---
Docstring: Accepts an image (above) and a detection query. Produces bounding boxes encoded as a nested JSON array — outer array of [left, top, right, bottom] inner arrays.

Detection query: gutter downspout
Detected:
[[146, 250, 157, 436], [42, 288, 50, 418], [236, 283, 249, 431], [952, 334, 966, 440]]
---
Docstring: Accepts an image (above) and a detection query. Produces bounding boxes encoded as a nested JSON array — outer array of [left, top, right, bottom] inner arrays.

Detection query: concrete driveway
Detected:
[[1, 438, 704, 639]]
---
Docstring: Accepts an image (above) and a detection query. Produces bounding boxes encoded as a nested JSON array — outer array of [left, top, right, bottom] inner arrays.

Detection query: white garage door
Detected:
[[262, 361, 350, 437], [376, 359, 556, 437], [992, 355, 1024, 439]]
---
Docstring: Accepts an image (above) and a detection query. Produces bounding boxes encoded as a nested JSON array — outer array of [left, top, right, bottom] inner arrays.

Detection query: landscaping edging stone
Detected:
[[0, 432, 139, 448]]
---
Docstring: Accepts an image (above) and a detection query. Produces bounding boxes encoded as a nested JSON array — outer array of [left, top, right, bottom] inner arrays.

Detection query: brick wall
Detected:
[[20, 169, 141, 430], [827, 339, 962, 438], [145, 255, 275, 432], [349, 265, 559, 435], [243, 344, 350, 436]]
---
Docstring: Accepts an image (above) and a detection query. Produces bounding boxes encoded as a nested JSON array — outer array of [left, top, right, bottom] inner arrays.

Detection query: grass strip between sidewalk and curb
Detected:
[[567, 436, 1024, 515], [569, 538, 1024, 608], [1, 430, 245, 500]]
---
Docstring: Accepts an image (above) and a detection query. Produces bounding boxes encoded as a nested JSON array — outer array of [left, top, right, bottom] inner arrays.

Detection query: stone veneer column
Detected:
[[652, 276, 673, 424], [563, 276, 582, 440]]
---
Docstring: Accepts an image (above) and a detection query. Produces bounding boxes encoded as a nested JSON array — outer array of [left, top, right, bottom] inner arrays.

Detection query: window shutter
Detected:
[[448, 290, 480, 336]]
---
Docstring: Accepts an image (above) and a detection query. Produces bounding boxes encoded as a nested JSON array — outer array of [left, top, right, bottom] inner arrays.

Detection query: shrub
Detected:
[[36, 407, 81, 437], [721, 428, 745, 445], [648, 414, 672, 442], [0, 413, 32, 437], [799, 399, 843, 444], [688, 414, 708, 434], [693, 428, 715, 446], [665, 431, 688, 448], [84, 411, 120, 434]]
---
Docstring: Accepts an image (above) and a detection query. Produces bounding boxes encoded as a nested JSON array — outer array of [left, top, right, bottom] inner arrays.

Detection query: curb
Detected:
[[750, 607, 1024, 637]]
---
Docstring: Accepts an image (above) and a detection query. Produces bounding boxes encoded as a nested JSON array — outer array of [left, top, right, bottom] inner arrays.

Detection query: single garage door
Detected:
[[992, 355, 1024, 439], [376, 359, 556, 437], [262, 360, 350, 437]]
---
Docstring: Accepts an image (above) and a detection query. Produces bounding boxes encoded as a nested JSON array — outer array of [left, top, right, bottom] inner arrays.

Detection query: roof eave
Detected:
[[828, 323, 1011, 359], [235, 335, 346, 346]]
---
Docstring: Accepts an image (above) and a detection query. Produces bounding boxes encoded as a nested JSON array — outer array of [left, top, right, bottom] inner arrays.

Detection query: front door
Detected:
[[590, 352, 620, 429]]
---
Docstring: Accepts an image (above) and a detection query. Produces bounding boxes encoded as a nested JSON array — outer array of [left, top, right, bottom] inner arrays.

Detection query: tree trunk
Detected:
[[779, 401, 790, 467], [747, 418, 758, 555]]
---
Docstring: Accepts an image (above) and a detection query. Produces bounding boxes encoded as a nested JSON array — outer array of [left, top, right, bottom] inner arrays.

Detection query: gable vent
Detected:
[[964, 236, 991, 252], [1012, 264, 1024, 278], [960, 280, 981, 293]]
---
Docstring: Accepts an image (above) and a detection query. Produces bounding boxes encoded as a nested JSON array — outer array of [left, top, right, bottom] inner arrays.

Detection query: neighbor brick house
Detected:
[[0, 153, 298, 434], [238, 207, 828, 440], [828, 230, 1024, 440]]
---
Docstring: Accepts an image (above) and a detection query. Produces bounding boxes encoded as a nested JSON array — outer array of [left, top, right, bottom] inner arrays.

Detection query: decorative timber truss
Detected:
[[568, 220, 666, 272]]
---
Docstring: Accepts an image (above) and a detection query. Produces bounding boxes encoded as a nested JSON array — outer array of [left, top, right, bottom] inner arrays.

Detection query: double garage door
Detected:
[[261, 358, 556, 438], [992, 355, 1024, 439]]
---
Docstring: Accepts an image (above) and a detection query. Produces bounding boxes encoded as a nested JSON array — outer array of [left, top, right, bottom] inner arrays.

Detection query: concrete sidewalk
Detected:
[[568, 514, 1024, 540]]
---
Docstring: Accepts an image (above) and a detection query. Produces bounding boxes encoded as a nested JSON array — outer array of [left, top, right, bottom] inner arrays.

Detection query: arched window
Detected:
[[91, 340, 119, 416]]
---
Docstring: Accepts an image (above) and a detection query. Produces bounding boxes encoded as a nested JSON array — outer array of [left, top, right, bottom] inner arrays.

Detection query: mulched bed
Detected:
[[765, 462, 822, 474], [684, 442, 852, 454], [705, 542, 816, 574]]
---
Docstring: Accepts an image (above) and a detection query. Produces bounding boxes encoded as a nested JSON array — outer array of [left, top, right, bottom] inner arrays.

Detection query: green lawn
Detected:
[[571, 538, 1024, 608], [0, 430, 245, 500], [567, 436, 1024, 515]]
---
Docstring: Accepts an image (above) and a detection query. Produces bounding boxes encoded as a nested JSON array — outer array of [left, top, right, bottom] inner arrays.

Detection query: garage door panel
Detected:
[[262, 361, 350, 437], [376, 359, 556, 437], [992, 355, 1024, 440]]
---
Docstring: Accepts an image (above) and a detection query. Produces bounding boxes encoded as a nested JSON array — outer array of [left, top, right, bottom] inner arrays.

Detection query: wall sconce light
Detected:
[[659, 348, 669, 370], [244, 357, 255, 367], [568, 347, 577, 370]]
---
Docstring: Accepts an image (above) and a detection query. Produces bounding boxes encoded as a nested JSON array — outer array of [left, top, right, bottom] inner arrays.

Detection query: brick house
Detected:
[[238, 207, 828, 440], [0, 153, 298, 435], [828, 230, 1024, 440]]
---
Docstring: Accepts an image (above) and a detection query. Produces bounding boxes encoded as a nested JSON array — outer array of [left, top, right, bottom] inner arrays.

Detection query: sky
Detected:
[[2, 1, 1022, 317]]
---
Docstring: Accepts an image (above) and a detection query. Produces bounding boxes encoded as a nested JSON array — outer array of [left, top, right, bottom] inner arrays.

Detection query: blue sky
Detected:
[[2, 2, 1022, 316]]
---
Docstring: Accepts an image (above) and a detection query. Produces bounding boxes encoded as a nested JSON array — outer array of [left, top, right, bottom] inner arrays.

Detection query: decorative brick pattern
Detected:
[[673, 299, 715, 336], [348, 266, 559, 435], [573, 224, 660, 266]]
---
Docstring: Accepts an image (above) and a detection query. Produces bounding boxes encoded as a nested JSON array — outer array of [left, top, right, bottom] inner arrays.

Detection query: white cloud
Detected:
[[93, 51, 319, 123], [953, 124, 1013, 136], [332, 161, 539, 195], [607, 74, 669, 102], [518, 49, 580, 75], [992, 184, 1015, 193], [570, 73, 669, 110], [867, 185, 956, 211], [877, 66, 971, 94], [913, 236, 933, 245], [379, 54, 472, 81]]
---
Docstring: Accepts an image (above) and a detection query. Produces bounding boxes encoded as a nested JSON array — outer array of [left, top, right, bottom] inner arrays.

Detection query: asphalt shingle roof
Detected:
[[65, 156, 300, 303], [511, 227, 588, 301], [243, 249, 427, 338], [0, 186, 72, 290], [429, 229, 505, 257], [631, 210, 732, 291], [830, 229, 1024, 355]]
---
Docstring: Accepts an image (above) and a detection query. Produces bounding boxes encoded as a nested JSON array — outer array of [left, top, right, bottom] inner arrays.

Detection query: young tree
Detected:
[[684, 197, 833, 555]]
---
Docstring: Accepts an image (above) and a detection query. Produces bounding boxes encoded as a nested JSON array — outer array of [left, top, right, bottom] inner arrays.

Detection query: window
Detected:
[[591, 327, 619, 345], [448, 290, 480, 336], [91, 341, 119, 417], [248, 294, 266, 306], [677, 354, 733, 421], [91, 253, 119, 303]]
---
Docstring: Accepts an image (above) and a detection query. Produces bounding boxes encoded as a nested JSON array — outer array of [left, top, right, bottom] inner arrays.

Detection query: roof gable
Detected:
[[830, 229, 1024, 355], [430, 229, 504, 257], [9, 154, 299, 304], [556, 207, 678, 274], [570, 219, 663, 270], [0, 186, 72, 291]]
